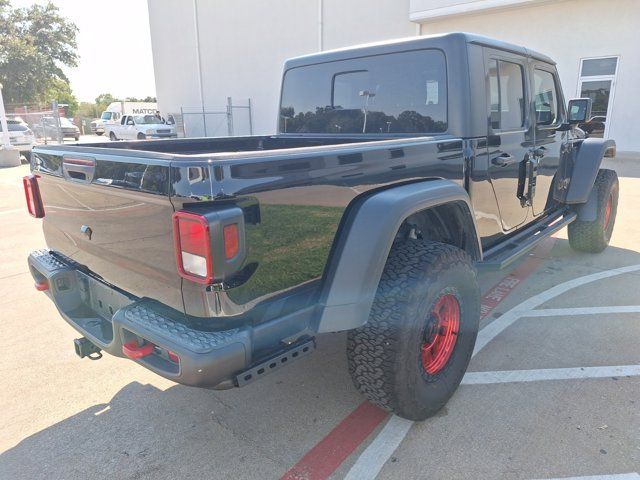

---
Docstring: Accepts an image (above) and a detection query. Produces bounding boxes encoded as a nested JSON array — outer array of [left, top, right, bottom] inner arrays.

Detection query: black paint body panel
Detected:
[[31, 33, 594, 333]]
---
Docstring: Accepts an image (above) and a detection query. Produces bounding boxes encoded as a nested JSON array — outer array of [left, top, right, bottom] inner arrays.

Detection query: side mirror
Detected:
[[568, 98, 592, 124]]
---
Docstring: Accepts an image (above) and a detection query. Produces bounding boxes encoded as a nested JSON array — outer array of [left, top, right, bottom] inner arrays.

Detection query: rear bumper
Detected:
[[147, 133, 177, 138], [27, 250, 252, 388]]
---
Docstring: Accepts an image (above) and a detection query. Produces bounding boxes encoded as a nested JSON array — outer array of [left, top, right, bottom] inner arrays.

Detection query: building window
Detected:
[[577, 56, 619, 138]]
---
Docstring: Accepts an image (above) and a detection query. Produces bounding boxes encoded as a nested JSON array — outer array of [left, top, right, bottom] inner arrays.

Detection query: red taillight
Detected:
[[34, 279, 49, 291], [23, 175, 45, 218], [224, 223, 239, 259], [172, 211, 213, 284], [168, 350, 180, 363]]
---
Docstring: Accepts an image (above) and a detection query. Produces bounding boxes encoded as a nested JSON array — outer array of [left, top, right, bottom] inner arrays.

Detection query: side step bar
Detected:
[[235, 339, 315, 387], [478, 210, 577, 270]]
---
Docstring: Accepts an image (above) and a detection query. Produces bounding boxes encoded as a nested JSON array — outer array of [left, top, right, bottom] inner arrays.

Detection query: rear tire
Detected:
[[109, 132, 117, 141], [568, 169, 619, 253], [137, 132, 146, 140], [347, 241, 480, 421]]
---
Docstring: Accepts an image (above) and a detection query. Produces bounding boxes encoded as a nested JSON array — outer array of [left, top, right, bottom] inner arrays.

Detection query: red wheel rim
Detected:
[[604, 193, 613, 229], [421, 294, 460, 375]]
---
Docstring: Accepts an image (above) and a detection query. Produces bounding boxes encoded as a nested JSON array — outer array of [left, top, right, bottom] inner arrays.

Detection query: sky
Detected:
[[11, 0, 157, 102]]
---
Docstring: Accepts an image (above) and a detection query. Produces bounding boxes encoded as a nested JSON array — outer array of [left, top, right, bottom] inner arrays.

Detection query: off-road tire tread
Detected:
[[346, 241, 477, 417], [568, 169, 618, 253]]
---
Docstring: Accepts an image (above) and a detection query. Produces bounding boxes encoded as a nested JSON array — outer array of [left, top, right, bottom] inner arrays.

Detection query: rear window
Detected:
[[0, 121, 28, 132], [279, 49, 447, 135]]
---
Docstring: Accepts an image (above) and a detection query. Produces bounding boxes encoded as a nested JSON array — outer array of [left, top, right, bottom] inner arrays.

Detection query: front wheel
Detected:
[[568, 169, 619, 253], [347, 241, 480, 421], [109, 132, 117, 141], [137, 132, 146, 140]]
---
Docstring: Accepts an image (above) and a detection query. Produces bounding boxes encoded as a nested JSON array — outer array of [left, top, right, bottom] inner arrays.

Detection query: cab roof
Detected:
[[284, 32, 555, 70]]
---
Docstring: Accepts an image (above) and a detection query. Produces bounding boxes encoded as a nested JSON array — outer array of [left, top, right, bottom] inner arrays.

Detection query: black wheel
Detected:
[[74, 135, 80, 141], [347, 240, 480, 421], [568, 169, 619, 253], [95, 131, 104, 136], [137, 132, 146, 140], [109, 132, 117, 141]]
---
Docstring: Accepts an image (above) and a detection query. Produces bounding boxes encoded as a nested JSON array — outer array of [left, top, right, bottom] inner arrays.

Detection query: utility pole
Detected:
[[0, 83, 20, 167], [0, 83, 11, 148]]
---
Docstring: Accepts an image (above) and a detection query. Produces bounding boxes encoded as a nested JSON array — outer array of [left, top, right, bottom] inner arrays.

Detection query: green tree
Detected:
[[77, 101, 99, 120], [124, 96, 157, 102], [45, 78, 78, 116], [94, 92, 120, 116], [0, 0, 78, 105], [94, 93, 120, 106]]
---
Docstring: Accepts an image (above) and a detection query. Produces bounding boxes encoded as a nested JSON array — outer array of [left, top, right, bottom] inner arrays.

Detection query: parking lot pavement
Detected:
[[1, 157, 639, 480]]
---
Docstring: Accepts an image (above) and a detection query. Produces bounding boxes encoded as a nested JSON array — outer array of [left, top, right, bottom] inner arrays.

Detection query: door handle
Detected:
[[491, 153, 516, 167], [62, 156, 96, 183]]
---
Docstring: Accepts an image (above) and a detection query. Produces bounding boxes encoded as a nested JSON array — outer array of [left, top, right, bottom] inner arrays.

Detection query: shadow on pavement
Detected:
[[2, 243, 640, 480], [0, 333, 361, 480]]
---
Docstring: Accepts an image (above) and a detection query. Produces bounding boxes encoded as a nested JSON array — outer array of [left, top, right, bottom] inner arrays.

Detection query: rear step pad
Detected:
[[236, 339, 316, 387], [115, 299, 247, 354]]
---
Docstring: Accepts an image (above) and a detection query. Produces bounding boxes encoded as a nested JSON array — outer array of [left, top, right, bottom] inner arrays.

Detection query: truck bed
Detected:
[[32, 133, 463, 325], [66, 134, 379, 157]]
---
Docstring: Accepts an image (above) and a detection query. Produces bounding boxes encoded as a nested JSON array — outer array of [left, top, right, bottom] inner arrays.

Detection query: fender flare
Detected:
[[316, 179, 481, 333], [565, 137, 616, 204]]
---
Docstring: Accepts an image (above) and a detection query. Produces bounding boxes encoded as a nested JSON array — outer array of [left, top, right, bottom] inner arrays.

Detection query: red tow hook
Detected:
[[122, 340, 155, 359], [34, 279, 49, 291]]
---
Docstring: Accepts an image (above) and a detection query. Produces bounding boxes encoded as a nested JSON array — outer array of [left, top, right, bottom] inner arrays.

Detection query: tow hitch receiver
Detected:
[[74, 337, 102, 360]]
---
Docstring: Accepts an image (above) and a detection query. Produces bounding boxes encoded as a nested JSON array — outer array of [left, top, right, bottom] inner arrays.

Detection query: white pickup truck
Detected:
[[105, 114, 177, 141]]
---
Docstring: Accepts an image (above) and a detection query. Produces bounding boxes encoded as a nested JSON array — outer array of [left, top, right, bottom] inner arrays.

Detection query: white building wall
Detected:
[[147, 0, 414, 136], [148, 0, 639, 151], [417, 0, 640, 151]]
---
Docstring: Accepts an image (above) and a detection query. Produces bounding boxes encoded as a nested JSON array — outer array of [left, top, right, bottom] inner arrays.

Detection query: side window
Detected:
[[533, 69, 558, 126], [121, 116, 128, 125], [487, 59, 525, 130]]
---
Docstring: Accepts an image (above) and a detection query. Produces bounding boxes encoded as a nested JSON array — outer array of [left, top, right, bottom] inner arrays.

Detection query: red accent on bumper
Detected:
[[34, 280, 49, 291], [122, 341, 155, 359]]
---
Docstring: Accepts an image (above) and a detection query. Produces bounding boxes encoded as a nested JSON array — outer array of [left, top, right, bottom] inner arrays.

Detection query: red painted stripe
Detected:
[[281, 237, 556, 480], [281, 401, 388, 480], [480, 238, 556, 320]]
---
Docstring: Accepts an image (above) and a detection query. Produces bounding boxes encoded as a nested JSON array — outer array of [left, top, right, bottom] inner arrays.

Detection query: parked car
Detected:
[[1, 119, 36, 160], [105, 114, 177, 141], [578, 115, 606, 137], [91, 102, 158, 135], [33, 116, 80, 141], [25, 33, 618, 421]]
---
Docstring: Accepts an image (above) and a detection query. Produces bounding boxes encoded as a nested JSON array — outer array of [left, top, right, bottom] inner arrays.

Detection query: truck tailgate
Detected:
[[32, 150, 183, 314]]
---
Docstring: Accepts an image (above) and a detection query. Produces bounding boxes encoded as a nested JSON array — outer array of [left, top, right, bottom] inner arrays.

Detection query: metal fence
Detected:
[[8, 101, 77, 145], [171, 97, 253, 138]]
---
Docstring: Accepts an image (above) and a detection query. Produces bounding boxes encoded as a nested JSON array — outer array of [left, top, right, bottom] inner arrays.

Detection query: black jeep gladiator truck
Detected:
[[25, 33, 618, 421]]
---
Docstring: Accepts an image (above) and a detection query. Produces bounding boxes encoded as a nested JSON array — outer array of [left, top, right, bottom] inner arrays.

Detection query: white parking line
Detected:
[[345, 264, 640, 480], [343, 416, 414, 480], [474, 264, 640, 355], [535, 474, 640, 480], [525, 306, 640, 317], [462, 365, 640, 385]]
